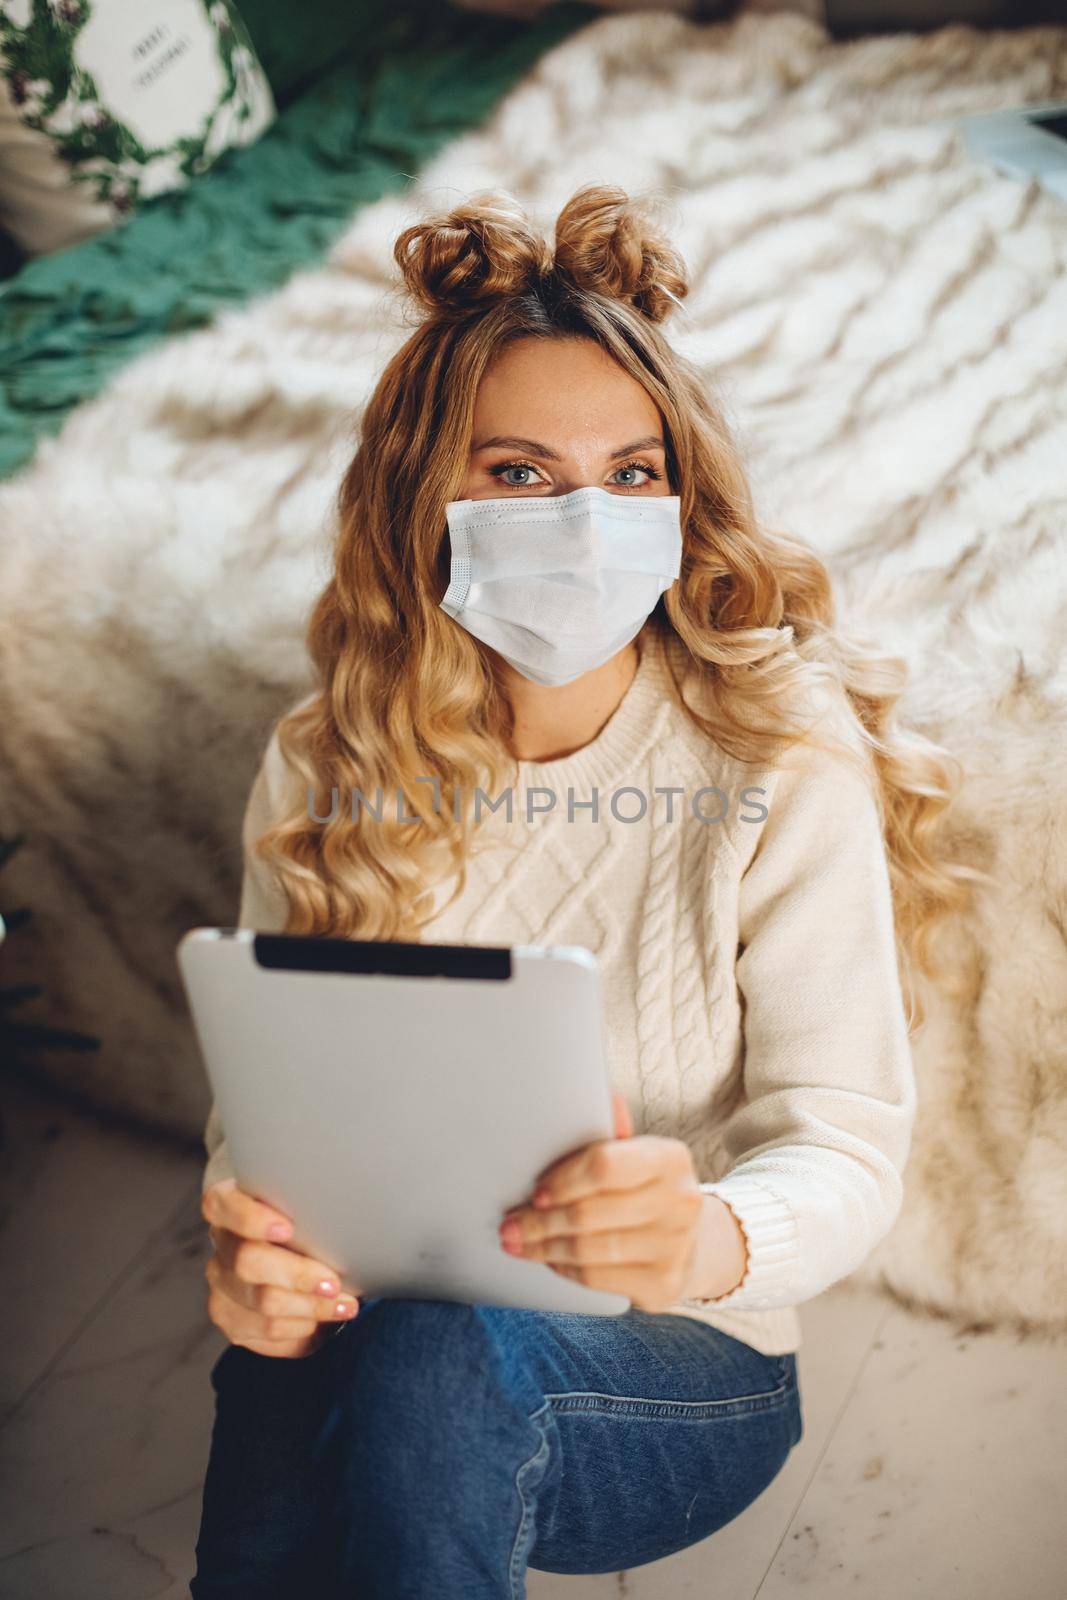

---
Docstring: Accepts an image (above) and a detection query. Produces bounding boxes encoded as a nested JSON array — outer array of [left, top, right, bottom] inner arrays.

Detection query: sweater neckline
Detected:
[[510, 621, 679, 794]]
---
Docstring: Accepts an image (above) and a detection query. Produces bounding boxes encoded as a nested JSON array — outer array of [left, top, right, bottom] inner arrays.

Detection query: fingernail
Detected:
[[335, 1299, 359, 1318], [267, 1221, 292, 1241], [532, 1187, 551, 1209], [317, 1279, 338, 1297]]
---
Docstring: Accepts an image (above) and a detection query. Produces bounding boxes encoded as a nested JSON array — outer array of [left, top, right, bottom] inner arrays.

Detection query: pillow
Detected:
[[0, 0, 275, 257]]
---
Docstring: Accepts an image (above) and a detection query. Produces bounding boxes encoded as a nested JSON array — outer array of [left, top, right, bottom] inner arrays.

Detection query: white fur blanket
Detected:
[[1, 11, 1065, 1333]]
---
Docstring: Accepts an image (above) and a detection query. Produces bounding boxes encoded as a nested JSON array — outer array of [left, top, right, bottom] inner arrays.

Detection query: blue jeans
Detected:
[[191, 1296, 803, 1597]]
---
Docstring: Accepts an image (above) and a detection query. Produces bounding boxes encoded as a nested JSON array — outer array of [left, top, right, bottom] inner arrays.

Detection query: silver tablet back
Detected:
[[178, 928, 631, 1317]]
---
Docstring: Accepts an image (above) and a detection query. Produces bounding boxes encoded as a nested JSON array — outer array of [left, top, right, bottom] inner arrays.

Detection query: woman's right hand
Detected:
[[202, 1179, 361, 1358]]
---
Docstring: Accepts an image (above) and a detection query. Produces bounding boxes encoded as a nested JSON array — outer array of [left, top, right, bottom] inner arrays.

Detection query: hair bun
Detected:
[[393, 190, 552, 318], [552, 183, 688, 325]]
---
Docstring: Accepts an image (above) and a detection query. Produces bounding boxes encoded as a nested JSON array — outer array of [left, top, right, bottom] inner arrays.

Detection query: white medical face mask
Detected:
[[439, 485, 683, 687]]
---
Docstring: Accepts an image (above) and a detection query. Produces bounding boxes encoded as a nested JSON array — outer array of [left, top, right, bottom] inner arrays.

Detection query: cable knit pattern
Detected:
[[202, 621, 917, 1355], [671, 806, 719, 1144], [633, 743, 683, 1138]]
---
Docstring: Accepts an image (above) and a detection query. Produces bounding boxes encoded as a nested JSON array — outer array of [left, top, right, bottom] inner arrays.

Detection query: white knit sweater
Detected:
[[202, 620, 916, 1356]]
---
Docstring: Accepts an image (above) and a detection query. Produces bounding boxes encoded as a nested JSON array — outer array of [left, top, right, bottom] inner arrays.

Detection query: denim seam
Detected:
[[543, 1379, 791, 1405], [543, 1381, 793, 1421], [508, 1400, 552, 1600]]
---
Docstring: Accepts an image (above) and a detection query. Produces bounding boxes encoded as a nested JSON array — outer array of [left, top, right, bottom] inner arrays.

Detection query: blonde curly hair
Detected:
[[253, 181, 989, 1032]]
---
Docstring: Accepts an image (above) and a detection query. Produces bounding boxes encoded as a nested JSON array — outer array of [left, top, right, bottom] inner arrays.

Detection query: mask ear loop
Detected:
[[657, 283, 690, 324], [646, 285, 689, 516]]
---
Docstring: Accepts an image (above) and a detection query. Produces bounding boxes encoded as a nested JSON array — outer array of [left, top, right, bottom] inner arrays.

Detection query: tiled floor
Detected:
[[1, 1070, 1064, 1599]]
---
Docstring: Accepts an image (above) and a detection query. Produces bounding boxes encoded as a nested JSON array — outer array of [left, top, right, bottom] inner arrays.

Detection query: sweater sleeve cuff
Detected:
[[683, 1176, 801, 1311]]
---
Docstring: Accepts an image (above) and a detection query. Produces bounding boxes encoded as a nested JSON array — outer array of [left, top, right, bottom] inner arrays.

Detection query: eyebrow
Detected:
[[471, 434, 666, 461]]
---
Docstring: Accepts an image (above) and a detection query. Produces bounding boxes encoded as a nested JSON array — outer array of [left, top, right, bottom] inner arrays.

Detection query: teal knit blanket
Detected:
[[0, 1, 595, 483]]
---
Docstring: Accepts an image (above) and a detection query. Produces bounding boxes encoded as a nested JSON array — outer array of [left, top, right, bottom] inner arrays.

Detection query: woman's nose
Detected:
[[549, 473, 601, 496]]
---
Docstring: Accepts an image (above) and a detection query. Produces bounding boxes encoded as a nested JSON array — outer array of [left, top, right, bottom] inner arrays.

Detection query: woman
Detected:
[[191, 183, 976, 1596]]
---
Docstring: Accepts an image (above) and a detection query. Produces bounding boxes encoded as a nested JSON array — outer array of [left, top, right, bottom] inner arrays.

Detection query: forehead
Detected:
[[473, 337, 660, 437]]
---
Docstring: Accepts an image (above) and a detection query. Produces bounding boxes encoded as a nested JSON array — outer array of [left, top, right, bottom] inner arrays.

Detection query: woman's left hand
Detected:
[[499, 1092, 741, 1312]]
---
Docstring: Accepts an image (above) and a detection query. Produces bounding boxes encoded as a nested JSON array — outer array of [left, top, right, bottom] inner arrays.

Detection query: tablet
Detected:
[[959, 101, 1067, 204], [177, 928, 631, 1317]]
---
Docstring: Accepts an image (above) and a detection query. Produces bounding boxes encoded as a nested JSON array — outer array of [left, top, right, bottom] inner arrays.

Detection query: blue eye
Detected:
[[498, 463, 538, 487], [486, 458, 662, 491], [612, 464, 651, 487]]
